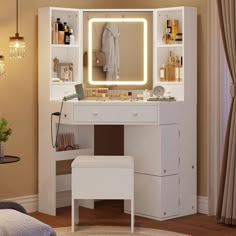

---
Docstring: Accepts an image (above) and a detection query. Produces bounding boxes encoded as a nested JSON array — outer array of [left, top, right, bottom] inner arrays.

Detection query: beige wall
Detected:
[[0, 0, 208, 199]]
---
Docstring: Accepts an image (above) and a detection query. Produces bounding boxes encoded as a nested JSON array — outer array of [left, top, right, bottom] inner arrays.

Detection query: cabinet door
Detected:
[[124, 125, 180, 176], [124, 173, 179, 219]]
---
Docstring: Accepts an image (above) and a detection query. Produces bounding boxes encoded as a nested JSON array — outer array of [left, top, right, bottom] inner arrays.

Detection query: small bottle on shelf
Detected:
[[159, 64, 166, 81], [63, 22, 70, 44], [162, 28, 171, 44], [52, 20, 58, 44], [176, 33, 183, 43], [57, 18, 64, 44], [166, 51, 175, 81], [69, 29, 75, 45], [175, 56, 180, 82], [167, 20, 172, 35], [171, 20, 178, 43], [179, 56, 184, 82]]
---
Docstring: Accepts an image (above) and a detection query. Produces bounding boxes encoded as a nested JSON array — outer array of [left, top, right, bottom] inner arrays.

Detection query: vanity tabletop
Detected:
[[63, 99, 183, 106]]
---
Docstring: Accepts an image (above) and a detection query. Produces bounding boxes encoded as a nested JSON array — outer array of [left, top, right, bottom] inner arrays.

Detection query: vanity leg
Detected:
[[131, 198, 134, 233]]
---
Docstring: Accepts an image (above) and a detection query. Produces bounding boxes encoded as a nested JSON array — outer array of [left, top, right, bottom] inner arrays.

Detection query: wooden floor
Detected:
[[30, 200, 236, 236]]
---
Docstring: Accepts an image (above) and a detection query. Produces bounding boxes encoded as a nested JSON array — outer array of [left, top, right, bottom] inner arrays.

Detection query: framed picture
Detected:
[[58, 63, 73, 81]]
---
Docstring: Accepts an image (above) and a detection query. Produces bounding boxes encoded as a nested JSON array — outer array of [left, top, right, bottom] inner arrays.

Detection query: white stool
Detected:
[[71, 155, 134, 233]]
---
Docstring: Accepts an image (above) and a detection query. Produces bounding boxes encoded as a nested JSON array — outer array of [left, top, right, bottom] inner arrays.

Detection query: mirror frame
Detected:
[[88, 18, 148, 85]]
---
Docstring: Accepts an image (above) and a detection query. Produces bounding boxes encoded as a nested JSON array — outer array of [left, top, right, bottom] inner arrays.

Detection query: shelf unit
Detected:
[[153, 7, 197, 102], [124, 7, 197, 219], [48, 8, 84, 101], [38, 7, 94, 215]]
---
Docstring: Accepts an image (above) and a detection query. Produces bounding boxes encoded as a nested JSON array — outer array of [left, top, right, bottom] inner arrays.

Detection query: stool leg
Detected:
[[75, 199, 79, 224], [72, 198, 75, 232], [131, 198, 134, 233], [72, 199, 79, 232]]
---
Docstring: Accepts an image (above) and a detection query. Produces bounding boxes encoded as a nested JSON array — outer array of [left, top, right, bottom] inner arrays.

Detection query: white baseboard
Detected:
[[5, 194, 208, 215], [197, 196, 209, 215], [5, 195, 38, 213]]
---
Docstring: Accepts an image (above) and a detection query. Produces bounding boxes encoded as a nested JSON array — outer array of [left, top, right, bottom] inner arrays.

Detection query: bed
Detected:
[[0, 202, 56, 236]]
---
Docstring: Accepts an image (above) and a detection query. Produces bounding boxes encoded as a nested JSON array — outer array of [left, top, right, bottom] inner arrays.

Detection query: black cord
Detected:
[[51, 100, 64, 148]]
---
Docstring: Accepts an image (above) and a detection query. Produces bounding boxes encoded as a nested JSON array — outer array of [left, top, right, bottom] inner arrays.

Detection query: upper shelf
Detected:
[[55, 148, 94, 161], [156, 44, 183, 48], [51, 44, 79, 48]]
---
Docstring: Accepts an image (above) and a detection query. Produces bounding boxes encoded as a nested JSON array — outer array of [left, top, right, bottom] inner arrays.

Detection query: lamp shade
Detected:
[[9, 0, 26, 59], [0, 56, 5, 79], [9, 33, 26, 59]]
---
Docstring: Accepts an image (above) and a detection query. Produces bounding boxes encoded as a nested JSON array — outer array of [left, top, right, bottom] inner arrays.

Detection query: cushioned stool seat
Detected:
[[71, 156, 134, 233]]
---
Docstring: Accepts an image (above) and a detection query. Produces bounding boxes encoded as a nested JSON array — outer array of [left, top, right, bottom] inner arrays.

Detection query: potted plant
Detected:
[[0, 117, 12, 158]]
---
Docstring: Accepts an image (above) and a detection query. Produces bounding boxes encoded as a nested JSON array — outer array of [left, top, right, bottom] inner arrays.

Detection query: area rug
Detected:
[[55, 226, 190, 236]]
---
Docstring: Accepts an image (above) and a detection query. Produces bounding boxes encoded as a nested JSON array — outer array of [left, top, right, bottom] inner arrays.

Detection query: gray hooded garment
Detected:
[[102, 23, 120, 81]]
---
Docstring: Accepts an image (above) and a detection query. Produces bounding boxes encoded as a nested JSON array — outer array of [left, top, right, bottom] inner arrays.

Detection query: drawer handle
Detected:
[[133, 112, 138, 116], [92, 112, 98, 116]]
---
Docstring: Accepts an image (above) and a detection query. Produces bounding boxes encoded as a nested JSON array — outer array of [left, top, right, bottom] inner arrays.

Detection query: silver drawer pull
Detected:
[[133, 112, 138, 116], [92, 112, 98, 116]]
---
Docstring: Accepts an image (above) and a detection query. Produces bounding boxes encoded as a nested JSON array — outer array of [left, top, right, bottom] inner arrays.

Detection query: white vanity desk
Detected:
[[57, 99, 196, 220], [38, 6, 197, 220]]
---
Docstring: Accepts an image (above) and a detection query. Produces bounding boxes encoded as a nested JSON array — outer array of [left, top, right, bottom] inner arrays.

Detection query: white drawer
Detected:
[[50, 84, 75, 100], [125, 125, 180, 176], [124, 173, 179, 219], [73, 105, 158, 124]]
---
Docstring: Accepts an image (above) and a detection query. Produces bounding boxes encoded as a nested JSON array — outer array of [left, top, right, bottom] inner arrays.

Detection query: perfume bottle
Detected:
[[175, 56, 180, 82], [63, 22, 70, 44], [166, 51, 175, 81], [57, 18, 64, 44], [171, 20, 178, 43], [57, 18, 64, 43], [159, 64, 166, 81], [179, 56, 184, 82], [162, 28, 171, 44], [52, 19, 58, 44], [69, 29, 75, 45]]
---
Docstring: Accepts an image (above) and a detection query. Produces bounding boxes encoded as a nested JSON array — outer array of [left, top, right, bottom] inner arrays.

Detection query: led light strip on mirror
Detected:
[[88, 17, 148, 85]]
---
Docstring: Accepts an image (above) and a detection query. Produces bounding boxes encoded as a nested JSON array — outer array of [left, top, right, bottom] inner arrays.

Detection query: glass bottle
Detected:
[[57, 18, 64, 44], [166, 51, 175, 81], [179, 56, 184, 82], [69, 29, 75, 45], [175, 56, 180, 82], [171, 20, 178, 43], [63, 22, 70, 44], [160, 64, 166, 81], [162, 28, 171, 44]]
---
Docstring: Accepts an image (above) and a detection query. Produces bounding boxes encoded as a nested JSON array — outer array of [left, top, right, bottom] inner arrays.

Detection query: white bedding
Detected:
[[0, 209, 56, 236]]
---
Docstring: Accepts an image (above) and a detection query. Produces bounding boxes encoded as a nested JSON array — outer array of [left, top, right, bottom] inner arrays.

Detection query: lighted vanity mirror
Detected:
[[85, 16, 149, 86]]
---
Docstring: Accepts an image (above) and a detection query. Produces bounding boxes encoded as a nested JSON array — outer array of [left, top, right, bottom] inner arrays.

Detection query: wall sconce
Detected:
[[9, 0, 26, 59], [0, 55, 5, 79]]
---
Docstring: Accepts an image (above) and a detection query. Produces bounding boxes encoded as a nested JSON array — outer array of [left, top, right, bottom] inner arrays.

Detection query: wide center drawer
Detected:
[[73, 105, 158, 124]]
